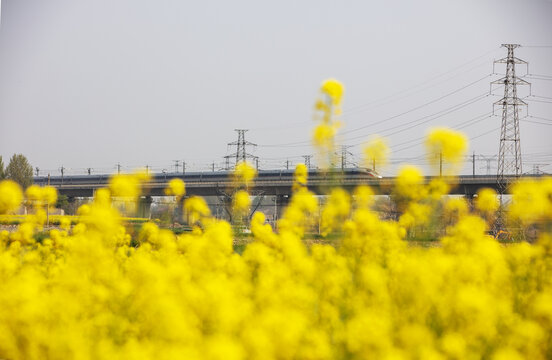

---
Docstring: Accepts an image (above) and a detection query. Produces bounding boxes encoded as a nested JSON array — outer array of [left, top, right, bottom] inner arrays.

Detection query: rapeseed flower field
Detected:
[[0, 80, 551, 359]]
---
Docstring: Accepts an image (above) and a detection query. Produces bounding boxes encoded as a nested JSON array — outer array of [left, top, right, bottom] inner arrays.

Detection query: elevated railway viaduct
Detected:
[[34, 170, 543, 218]]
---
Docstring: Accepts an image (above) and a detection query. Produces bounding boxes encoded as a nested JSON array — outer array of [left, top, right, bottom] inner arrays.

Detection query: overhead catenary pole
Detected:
[[472, 152, 476, 177]]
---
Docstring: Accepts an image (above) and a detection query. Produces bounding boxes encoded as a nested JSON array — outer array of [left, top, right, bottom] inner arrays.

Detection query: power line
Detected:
[[341, 58, 495, 115], [470, 126, 501, 141], [345, 92, 490, 146], [524, 76, 552, 82], [340, 74, 493, 136], [259, 73, 494, 148], [530, 115, 552, 122], [258, 90, 492, 152], [261, 93, 490, 151], [249, 49, 500, 133], [527, 73, 552, 78], [522, 119, 552, 126], [391, 112, 493, 154], [531, 95, 552, 100], [526, 98, 552, 104]]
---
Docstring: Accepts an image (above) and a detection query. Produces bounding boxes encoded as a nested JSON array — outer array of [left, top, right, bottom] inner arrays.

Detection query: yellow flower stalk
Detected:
[[313, 78, 344, 170]]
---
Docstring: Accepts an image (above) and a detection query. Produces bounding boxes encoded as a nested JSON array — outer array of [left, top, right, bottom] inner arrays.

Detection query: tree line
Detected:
[[0, 154, 34, 188]]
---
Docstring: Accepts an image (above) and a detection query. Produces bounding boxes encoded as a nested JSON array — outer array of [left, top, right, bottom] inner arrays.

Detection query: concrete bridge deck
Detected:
[[35, 172, 544, 198]]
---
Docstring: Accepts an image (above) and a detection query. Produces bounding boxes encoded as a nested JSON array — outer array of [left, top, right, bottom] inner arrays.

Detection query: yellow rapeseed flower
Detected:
[[164, 178, 186, 197], [0, 81, 551, 360], [25, 184, 43, 202], [425, 127, 468, 175], [363, 135, 389, 170], [509, 178, 552, 225], [293, 163, 308, 192], [353, 185, 374, 209], [233, 161, 257, 188], [395, 165, 425, 202], [109, 174, 140, 199], [320, 78, 344, 107], [320, 188, 351, 236], [232, 190, 251, 217], [313, 123, 337, 149], [475, 188, 499, 214], [184, 196, 211, 224], [0, 180, 23, 214]]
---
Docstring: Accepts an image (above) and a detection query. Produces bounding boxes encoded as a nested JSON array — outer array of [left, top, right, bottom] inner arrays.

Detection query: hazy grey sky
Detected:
[[1, 0, 551, 176]]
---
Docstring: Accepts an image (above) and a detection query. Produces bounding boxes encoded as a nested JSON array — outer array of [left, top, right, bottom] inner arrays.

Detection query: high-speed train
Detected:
[[34, 167, 381, 186]]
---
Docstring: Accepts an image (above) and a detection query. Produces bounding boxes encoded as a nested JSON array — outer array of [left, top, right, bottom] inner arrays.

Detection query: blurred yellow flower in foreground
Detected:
[[476, 188, 499, 214], [233, 161, 257, 188], [425, 127, 468, 175], [0, 79, 551, 360], [232, 190, 251, 217], [320, 78, 344, 107], [0, 180, 23, 214], [164, 178, 186, 197], [184, 195, 211, 224], [363, 135, 389, 170]]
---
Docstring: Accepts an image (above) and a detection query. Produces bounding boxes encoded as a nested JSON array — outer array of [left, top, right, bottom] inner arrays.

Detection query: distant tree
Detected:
[[56, 194, 69, 210], [6, 154, 33, 188], [55, 194, 82, 215], [0, 156, 5, 180]]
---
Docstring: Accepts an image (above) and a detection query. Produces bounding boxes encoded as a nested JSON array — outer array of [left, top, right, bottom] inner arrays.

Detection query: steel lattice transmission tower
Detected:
[[492, 44, 529, 188], [225, 129, 258, 169]]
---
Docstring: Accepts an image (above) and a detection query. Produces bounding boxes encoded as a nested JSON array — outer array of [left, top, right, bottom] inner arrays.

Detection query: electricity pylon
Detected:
[[224, 129, 258, 170], [492, 44, 530, 191]]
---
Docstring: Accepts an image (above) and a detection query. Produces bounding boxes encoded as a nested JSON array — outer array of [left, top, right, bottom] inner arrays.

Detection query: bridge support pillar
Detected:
[[175, 196, 186, 224], [137, 196, 153, 219], [274, 194, 290, 222], [464, 193, 475, 210]]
